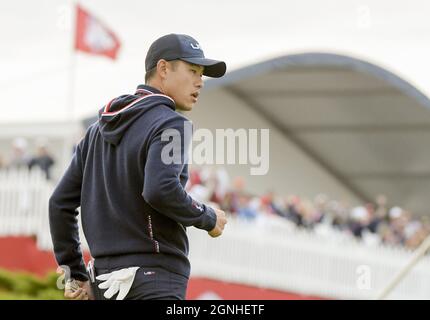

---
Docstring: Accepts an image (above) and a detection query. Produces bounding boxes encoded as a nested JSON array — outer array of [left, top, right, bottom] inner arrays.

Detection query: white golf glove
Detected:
[[96, 267, 140, 300]]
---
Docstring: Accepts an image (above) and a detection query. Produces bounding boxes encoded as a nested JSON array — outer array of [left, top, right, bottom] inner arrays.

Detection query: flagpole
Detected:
[[68, 0, 77, 121], [61, 0, 77, 168]]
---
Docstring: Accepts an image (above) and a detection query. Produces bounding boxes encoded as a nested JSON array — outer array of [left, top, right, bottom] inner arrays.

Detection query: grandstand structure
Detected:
[[190, 53, 430, 218]]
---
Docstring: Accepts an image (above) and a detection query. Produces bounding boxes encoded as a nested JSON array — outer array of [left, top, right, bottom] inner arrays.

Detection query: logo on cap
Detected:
[[190, 43, 201, 50]]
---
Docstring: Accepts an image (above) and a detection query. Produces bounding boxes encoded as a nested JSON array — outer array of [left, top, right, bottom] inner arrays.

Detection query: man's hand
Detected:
[[57, 265, 94, 300], [64, 279, 94, 300], [208, 208, 227, 238]]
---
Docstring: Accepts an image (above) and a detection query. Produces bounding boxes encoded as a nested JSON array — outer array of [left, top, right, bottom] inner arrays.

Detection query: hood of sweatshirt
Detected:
[[98, 85, 176, 146]]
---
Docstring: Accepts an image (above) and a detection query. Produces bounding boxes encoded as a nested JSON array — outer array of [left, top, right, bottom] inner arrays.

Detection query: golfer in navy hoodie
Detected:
[[49, 34, 228, 300]]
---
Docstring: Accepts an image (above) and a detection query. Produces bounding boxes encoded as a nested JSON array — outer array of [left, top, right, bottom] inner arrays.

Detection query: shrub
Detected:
[[0, 269, 64, 300]]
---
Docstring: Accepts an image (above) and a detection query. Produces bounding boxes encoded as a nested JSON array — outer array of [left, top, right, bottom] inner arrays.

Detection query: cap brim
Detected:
[[180, 57, 226, 78]]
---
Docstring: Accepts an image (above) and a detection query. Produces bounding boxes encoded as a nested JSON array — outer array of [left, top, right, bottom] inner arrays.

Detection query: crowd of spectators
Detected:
[[186, 166, 430, 251], [0, 137, 55, 180], [1, 139, 428, 251]]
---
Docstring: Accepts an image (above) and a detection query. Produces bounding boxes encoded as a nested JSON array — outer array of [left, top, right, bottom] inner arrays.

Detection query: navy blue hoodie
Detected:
[[49, 85, 217, 281]]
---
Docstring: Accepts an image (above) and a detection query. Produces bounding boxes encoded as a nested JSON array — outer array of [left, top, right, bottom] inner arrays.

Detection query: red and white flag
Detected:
[[74, 5, 121, 60]]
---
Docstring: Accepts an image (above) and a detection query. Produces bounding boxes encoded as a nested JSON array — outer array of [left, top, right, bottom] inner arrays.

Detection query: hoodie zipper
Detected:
[[147, 214, 160, 253]]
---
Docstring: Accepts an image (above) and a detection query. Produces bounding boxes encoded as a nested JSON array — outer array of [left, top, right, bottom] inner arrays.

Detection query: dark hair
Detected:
[[145, 60, 180, 84], [145, 67, 156, 83]]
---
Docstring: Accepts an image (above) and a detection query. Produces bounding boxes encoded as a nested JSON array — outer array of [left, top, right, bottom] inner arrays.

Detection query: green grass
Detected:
[[0, 269, 64, 300]]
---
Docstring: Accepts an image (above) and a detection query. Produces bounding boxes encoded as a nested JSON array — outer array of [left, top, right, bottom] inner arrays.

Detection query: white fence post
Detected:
[[0, 168, 52, 244]]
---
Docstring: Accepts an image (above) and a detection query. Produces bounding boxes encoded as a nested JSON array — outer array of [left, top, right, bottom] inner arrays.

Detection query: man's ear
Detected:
[[157, 59, 168, 79]]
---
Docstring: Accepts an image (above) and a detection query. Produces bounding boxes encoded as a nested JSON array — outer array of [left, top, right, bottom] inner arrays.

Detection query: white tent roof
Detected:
[[201, 52, 430, 216]]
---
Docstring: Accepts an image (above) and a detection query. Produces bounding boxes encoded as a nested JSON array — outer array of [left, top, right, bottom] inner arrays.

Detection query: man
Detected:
[[8, 138, 31, 169], [49, 34, 228, 300], [29, 143, 55, 180]]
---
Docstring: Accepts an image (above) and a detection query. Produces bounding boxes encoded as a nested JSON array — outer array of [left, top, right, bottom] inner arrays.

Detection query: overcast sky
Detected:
[[1, 0, 430, 123]]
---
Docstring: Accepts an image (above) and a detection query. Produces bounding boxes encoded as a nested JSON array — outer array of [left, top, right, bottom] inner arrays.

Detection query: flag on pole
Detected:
[[75, 4, 121, 60]]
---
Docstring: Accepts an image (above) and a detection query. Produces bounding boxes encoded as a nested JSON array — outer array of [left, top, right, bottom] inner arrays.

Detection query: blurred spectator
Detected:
[[185, 165, 430, 251], [285, 195, 304, 226], [237, 195, 258, 221], [220, 176, 246, 215], [214, 167, 230, 202], [379, 223, 399, 246], [367, 195, 386, 233], [29, 143, 55, 180], [261, 191, 285, 218], [8, 137, 31, 169], [329, 201, 349, 231], [188, 167, 202, 187], [314, 194, 329, 223], [187, 167, 214, 203], [404, 219, 425, 249], [348, 206, 369, 238], [387, 207, 407, 246]]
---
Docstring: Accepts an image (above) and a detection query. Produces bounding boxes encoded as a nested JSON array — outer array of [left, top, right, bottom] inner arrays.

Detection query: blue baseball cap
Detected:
[[145, 34, 226, 78]]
